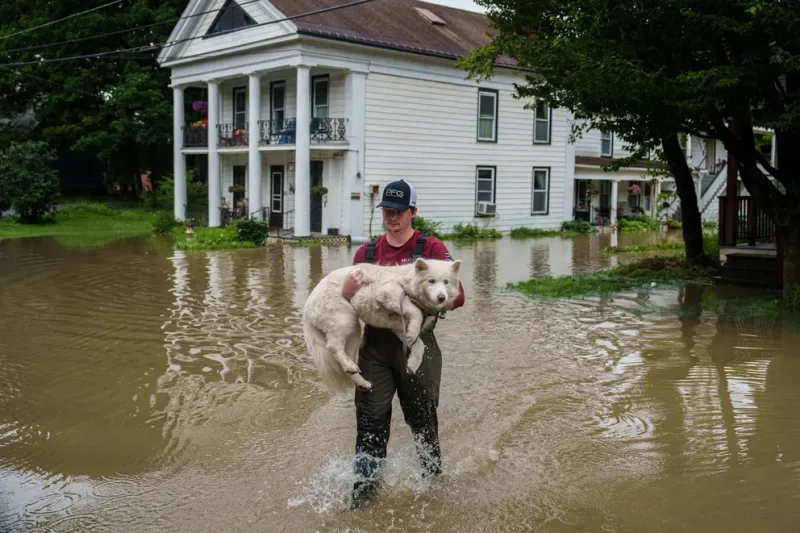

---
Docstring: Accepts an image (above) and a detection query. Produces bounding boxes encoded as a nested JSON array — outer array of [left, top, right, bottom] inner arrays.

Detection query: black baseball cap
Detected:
[[376, 180, 418, 211]]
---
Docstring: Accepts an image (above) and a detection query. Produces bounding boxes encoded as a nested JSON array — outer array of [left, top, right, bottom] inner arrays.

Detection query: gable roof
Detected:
[[268, 0, 514, 66]]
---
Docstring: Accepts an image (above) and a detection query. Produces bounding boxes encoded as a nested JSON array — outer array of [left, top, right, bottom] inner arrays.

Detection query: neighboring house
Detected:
[[569, 125, 777, 227], [157, 0, 575, 238]]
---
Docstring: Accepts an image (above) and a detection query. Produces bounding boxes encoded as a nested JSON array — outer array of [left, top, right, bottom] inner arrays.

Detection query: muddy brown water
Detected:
[[1, 231, 800, 533]]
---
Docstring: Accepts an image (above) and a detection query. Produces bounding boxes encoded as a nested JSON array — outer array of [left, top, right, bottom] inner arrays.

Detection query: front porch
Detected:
[[171, 63, 366, 238], [573, 177, 659, 226]]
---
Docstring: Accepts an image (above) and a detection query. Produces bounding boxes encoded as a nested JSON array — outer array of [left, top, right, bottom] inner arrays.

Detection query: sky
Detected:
[[424, 0, 486, 13]]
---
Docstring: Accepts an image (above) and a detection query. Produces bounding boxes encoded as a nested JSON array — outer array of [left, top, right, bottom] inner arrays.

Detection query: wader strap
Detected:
[[365, 240, 377, 264], [411, 234, 428, 261]]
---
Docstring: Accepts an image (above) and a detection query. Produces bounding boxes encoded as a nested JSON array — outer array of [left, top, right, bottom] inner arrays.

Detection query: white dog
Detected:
[[302, 258, 462, 393]]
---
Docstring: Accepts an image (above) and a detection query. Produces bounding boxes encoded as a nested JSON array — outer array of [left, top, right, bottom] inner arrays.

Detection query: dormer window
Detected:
[[206, 0, 256, 36]]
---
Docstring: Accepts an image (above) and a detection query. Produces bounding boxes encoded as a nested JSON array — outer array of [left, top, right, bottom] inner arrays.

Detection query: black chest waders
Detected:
[[351, 233, 444, 508]]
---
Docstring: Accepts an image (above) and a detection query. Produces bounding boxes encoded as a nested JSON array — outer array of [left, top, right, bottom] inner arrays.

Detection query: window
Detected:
[[601, 131, 614, 157], [531, 168, 550, 215], [533, 100, 551, 144], [233, 86, 246, 130], [271, 81, 285, 123], [599, 181, 612, 210], [312, 76, 329, 119], [475, 166, 496, 214], [206, 0, 256, 36], [477, 89, 498, 142]]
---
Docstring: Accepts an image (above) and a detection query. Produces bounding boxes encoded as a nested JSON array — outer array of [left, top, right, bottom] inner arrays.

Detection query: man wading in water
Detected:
[[341, 179, 466, 509]]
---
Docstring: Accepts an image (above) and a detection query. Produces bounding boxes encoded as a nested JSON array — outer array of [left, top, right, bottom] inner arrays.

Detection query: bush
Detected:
[[152, 210, 179, 234], [666, 218, 682, 229], [234, 218, 268, 245], [561, 220, 597, 234], [0, 141, 61, 223], [450, 223, 502, 240], [618, 216, 659, 232], [412, 215, 444, 239], [703, 220, 718, 231], [509, 226, 560, 238]]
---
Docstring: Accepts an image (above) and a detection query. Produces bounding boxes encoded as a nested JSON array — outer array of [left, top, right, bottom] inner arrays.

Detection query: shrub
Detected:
[[509, 226, 560, 238], [412, 215, 444, 239], [618, 216, 659, 232], [234, 218, 269, 245], [152, 210, 179, 234], [665, 218, 682, 229], [703, 220, 718, 231], [450, 223, 502, 240], [0, 141, 61, 223], [561, 220, 597, 234]]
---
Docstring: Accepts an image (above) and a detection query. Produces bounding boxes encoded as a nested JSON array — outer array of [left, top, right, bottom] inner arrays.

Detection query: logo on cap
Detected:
[[386, 188, 404, 198]]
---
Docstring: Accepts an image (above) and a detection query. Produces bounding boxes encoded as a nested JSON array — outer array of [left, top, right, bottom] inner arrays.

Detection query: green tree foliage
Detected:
[[461, 0, 800, 298], [0, 140, 61, 223], [0, 0, 186, 191]]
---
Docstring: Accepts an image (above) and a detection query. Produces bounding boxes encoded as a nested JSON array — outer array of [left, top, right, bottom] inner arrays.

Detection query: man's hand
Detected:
[[342, 270, 367, 301]]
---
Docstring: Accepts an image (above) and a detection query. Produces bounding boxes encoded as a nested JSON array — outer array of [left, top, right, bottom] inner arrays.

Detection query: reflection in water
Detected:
[[1, 232, 800, 532]]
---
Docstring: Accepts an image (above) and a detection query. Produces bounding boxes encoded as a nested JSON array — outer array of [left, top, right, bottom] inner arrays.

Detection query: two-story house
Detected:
[[158, 0, 576, 239]]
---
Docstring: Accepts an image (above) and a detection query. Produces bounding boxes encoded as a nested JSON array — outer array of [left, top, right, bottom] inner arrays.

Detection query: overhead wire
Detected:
[[0, 0, 379, 68], [0, 0, 126, 41], [1, 0, 266, 55]]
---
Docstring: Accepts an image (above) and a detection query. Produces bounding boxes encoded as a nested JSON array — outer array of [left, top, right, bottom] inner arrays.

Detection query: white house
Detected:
[[569, 125, 778, 227], [157, 0, 576, 238]]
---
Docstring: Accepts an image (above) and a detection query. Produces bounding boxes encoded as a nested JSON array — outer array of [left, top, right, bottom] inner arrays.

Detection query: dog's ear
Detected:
[[414, 258, 429, 272], [450, 259, 461, 275]]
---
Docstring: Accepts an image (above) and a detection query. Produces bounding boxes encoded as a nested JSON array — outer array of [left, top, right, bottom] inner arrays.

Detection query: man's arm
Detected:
[[426, 239, 465, 311]]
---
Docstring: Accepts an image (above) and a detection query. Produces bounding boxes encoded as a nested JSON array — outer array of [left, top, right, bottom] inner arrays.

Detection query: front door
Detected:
[[310, 160, 323, 234], [233, 165, 246, 208], [269, 165, 283, 228]]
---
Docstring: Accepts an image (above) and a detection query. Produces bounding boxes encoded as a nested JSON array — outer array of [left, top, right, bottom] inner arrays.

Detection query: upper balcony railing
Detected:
[[218, 123, 248, 147], [182, 117, 348, 149], [183, 124, 208, 148]]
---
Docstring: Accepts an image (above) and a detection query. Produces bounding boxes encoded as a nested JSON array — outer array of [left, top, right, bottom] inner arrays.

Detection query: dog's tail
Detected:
[[303, 320, 354, 394]]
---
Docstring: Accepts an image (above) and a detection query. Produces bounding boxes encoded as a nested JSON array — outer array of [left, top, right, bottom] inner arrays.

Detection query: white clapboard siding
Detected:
[[181, 0, 291, 60], [363, 73, 570, 234], [573, 123, 635, 159]]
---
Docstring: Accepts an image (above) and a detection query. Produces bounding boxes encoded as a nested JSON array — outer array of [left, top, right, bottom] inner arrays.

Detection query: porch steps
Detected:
[[714, 253, 781, 289]]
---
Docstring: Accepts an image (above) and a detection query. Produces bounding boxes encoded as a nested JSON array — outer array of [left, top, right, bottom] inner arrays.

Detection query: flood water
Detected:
[[2, 231, 800, 532]]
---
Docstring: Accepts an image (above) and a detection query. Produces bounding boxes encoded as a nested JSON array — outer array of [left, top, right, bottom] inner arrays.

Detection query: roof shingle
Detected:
[[269, 0, 515, 65]]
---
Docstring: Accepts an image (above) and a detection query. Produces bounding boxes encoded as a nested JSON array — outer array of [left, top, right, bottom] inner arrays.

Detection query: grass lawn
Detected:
[[0, 203, 156, 240]]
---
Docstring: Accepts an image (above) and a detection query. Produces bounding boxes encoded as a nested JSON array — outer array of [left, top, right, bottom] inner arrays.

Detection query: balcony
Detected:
[[257, 117, 349, 145], [183, 124, 208, 148], [218, 123, 248, 148]]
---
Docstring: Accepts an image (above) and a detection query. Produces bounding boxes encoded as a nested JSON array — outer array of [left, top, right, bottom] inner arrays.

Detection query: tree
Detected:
[[0, 0, 185, 193], [0, 140, 60, 223], [461, 0, 800, 299]]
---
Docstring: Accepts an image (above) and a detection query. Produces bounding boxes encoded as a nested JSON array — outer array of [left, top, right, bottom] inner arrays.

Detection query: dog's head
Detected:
[[410, 258, 462, 310]]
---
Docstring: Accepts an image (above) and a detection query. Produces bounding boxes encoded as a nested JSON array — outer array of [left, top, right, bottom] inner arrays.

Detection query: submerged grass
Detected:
[[510, 256, 721, 298], [604, 240, 685, 255], [0, 203, 155, 240]]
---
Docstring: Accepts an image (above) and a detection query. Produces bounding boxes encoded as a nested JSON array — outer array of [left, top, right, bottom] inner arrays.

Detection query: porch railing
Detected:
[[311, 117, 348, 143], [259, 118, 296, 145], [271, 210, 294, 238], [218, 123, 248, 147], [183, 125, 208, 148], [718, 196, 776, 246]]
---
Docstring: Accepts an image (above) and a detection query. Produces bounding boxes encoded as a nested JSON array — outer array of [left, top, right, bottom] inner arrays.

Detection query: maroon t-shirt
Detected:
[[353, 230, 466, 310]]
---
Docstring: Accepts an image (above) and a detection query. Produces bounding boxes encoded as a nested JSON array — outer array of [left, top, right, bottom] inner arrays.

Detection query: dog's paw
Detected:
[[406, 346, 424, 374], [342, 359, 361, 375]]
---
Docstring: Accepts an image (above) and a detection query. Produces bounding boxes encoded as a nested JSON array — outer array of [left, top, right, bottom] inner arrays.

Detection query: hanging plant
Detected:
[[628, 183, 642, 195], [311, 185, 328, 196], [192, 101, 208, 113]]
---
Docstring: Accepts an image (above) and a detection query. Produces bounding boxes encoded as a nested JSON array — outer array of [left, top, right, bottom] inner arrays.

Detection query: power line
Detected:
[[0, 0, 126, 41], [1, 0, 265, 55], [0, 0, 379, 68]]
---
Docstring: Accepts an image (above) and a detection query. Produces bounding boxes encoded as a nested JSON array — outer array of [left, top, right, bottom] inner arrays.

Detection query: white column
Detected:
[[343, 71, 367, 237], [172, 85, 187, 221], [771, 133, 777, 170], [610, 179, 619, 226], [207, 80, 221, 227], [294, 65, 311, 237], [686, 134, 692, 162], [248, 73, 262, 219]]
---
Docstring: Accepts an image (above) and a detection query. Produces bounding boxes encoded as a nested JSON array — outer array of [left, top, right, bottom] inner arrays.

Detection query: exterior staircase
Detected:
[[715, 252, 781, 289], [699, 161, 728, 223]]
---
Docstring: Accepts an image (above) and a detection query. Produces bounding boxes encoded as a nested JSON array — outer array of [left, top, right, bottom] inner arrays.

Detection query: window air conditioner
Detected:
[[477, 202, 496, 216]]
